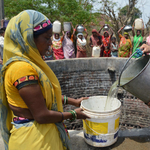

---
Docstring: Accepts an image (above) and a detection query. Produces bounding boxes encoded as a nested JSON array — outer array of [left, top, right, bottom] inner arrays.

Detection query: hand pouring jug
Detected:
[[118, 52, 150, 104]]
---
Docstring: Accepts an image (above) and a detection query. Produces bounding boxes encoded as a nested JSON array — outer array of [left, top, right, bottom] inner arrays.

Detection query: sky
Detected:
[[93, 0, 150, 24]]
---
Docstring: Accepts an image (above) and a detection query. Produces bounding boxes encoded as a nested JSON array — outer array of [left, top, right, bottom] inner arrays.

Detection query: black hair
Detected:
[[111, 37, 116, 41], [142, 41, 146, 44], [0, 29, 4, 35]]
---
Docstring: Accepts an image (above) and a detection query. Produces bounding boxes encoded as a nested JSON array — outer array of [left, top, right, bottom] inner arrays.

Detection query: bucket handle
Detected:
[[118, 50, 142, 87], [84, 120, 120, 136]]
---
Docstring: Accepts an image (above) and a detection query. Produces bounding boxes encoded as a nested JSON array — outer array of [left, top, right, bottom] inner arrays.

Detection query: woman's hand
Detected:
[[140, 44, 150, 53], [74, 97, 88, 107], [74, 108, 90, 119]]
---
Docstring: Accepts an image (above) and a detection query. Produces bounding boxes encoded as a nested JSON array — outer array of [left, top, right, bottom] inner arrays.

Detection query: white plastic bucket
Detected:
[[81, 96, 121, 147], [53, 20, 61, 33], [92, 46, 101, 57], [63, 22, 71, 32], [135, 18, 143, 30]]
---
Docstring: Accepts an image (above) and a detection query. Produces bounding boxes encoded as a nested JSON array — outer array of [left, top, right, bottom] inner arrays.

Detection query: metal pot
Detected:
[[124, 25, 132, 32], [103, 24, 109, 31], [77, 25, 84, 33]]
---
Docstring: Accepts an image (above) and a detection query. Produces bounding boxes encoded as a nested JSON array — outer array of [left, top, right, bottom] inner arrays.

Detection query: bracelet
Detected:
[[66, 97, 68, 105], [74, 29, 76, 31], [59, 112, 64, 122], [64, 95, 66, 105], [85, 28, 87, 31], [67, 110, 77, 122]]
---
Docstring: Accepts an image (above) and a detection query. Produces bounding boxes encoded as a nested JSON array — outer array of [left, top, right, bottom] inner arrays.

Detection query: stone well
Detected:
[[47, 57, 150, 130]]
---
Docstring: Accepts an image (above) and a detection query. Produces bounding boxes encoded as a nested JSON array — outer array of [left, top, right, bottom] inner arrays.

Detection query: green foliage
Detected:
[[4, 0, 94, 26], [119, 5, 142, 25]]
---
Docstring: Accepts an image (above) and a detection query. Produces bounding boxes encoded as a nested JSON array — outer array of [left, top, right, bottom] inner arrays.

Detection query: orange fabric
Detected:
[[70, 35, 74, 42]]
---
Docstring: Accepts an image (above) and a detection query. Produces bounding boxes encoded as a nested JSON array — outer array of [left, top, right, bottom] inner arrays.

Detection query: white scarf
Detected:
[[77, 33, 87, 46], [53, 34, 61, 42]]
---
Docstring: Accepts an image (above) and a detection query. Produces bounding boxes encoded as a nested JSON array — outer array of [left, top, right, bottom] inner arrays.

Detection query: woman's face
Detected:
[[55, 34, 60, 39], [112, 38, 116, 43], [67, 32, 71, 38], [104, 32, 109, 37], [34, 28, 52, 56], [137, 30, 141, 36], [78, 35, 83, 39], [124, 34, 128, 39], [92, 32, 97, 37]]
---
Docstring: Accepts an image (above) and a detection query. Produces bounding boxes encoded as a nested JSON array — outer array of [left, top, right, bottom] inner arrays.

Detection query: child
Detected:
[[103, 46, 111, 57], [111, 37, 118, 57]]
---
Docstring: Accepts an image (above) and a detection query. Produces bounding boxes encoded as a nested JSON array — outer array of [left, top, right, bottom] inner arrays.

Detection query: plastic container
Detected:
[[63, 22, 71, 32], [53, 20, 61, 33], [77, 25, 84, 33], [92, 46, 101, 57], [135, 18, 143, 30], [81, 96, 121, 147]]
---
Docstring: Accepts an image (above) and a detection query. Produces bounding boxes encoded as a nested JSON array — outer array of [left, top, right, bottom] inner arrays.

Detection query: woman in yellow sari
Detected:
[[0, 10, 89, 150], [118, 25, 132, 57]]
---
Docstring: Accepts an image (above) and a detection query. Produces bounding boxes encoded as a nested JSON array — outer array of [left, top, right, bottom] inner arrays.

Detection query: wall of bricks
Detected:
[[46, 57, 150, 129]]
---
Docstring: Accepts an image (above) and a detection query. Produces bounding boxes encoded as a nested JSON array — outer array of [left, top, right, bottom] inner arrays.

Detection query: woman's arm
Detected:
[[62, 95, 88, 107], [118, 25, 125, 34], [19, 84, 89, 124], [132, 21, 135, 37], [89, 38, 93, 47], [82, 24, 88, 39], [71, 22, 75, 35], [108, 24, 114, 38], [99, 24, 105, 33], [73, 25, 78, 40]]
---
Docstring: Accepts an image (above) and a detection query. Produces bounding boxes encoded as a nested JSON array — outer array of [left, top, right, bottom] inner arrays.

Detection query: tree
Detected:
[[98, 0, 140, 42], [119, 5, 142, 25], [4, 0, 95, 26]]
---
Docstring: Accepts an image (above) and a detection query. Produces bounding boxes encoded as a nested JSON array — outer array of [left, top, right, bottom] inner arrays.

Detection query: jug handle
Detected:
[[117, 50, 145, 87]]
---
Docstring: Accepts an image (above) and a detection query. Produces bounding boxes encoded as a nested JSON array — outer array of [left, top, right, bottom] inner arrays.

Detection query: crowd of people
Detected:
[[41, 20, 149, 60]]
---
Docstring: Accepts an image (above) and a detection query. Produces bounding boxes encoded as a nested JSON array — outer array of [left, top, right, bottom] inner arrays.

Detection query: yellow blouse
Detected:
[[4, 61, 45, 108]]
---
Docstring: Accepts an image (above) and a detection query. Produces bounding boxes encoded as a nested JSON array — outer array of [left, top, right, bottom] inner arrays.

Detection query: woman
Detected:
[[0, 10, 89, 150], [52, 32, 64, 59], [89, 29, 102, 47], [111, 37, 118, 57], [132, 22, 144, 58], [118, 25, 132, 57], [76, 26, 88, 58], [62, 23, 76, 59], [99, 24, 113, 56]]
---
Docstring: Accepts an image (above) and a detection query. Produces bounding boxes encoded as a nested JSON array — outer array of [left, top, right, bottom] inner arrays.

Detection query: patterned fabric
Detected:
[[76, 38, 87, 58], [102, 34, 110, 47], [118, 34, 132, 57], [132, 34, 143, 58], [91, 29, 102, 47], [103, 50, 111, 57], [63, 32, 75, 59], [52, 36, 64, 59], [13, 75, 38, 90], [111, 43, 118, 57], [0, 10, 70, 150]]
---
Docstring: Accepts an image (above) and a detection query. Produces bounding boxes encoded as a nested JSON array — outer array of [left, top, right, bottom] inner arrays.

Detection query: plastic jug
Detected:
[[53, 20, 61, 33], [63, 22, 71, 32], [135, 19, 143, 30], [92, 46, 100, 57]]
